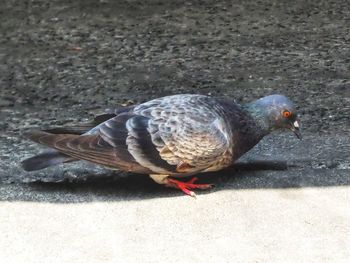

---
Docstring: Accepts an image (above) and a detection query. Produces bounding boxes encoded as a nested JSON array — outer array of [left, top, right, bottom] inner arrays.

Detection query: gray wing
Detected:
[[26, 95, 232, 175], [127, 94, 233, 174]]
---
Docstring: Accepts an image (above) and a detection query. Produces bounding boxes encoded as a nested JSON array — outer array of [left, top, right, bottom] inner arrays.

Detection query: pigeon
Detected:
[[21, 94, 301, 196]]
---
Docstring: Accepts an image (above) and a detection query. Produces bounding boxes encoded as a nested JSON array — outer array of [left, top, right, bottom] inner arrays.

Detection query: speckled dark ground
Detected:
[[0, 3, 350, 262], [0, 0, 349, 193]]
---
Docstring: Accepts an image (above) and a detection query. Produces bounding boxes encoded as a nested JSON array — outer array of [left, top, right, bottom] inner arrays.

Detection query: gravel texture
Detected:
[[0, 0, 349, 262]]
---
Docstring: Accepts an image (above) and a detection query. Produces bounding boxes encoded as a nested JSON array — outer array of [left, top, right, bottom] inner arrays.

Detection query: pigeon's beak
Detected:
[[290, 120, 302, 140]]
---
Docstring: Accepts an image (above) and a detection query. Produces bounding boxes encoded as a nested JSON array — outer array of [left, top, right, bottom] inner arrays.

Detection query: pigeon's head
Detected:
[[253, 94, 302, 140]]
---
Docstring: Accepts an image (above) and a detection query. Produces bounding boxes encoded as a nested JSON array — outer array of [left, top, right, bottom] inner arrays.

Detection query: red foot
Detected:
[[166, 177, 213, 197]]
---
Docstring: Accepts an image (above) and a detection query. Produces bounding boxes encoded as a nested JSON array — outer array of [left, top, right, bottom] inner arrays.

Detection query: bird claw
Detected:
[[166, 177, 213, 197]]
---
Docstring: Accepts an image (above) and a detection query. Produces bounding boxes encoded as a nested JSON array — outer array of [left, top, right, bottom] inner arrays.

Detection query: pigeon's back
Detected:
[[22, 94, 266, 176]]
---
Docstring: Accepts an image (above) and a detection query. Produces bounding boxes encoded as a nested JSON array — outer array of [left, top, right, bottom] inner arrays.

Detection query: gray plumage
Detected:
[[22, 94, 301, 182]]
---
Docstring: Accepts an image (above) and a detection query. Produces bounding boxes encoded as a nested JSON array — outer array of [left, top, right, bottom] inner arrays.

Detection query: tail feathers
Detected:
[[21, 150, 75, 171]]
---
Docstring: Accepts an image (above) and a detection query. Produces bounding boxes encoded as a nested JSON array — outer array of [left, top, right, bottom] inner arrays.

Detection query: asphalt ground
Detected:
[[0, 0, 349, 262]]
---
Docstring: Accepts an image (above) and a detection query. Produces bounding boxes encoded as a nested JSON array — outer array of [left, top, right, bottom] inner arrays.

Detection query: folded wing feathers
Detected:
[[25, 95, 233, 175]]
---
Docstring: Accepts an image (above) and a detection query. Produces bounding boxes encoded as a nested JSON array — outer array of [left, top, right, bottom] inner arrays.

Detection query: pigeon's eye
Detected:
[[282, 110, 291, 118]]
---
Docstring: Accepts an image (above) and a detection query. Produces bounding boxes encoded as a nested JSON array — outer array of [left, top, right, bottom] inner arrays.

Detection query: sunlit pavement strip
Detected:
[[0, 186, 349, 263]]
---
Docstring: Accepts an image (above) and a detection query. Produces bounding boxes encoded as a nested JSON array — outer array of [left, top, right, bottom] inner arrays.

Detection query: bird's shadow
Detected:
[[2, 160, 349, 203]]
